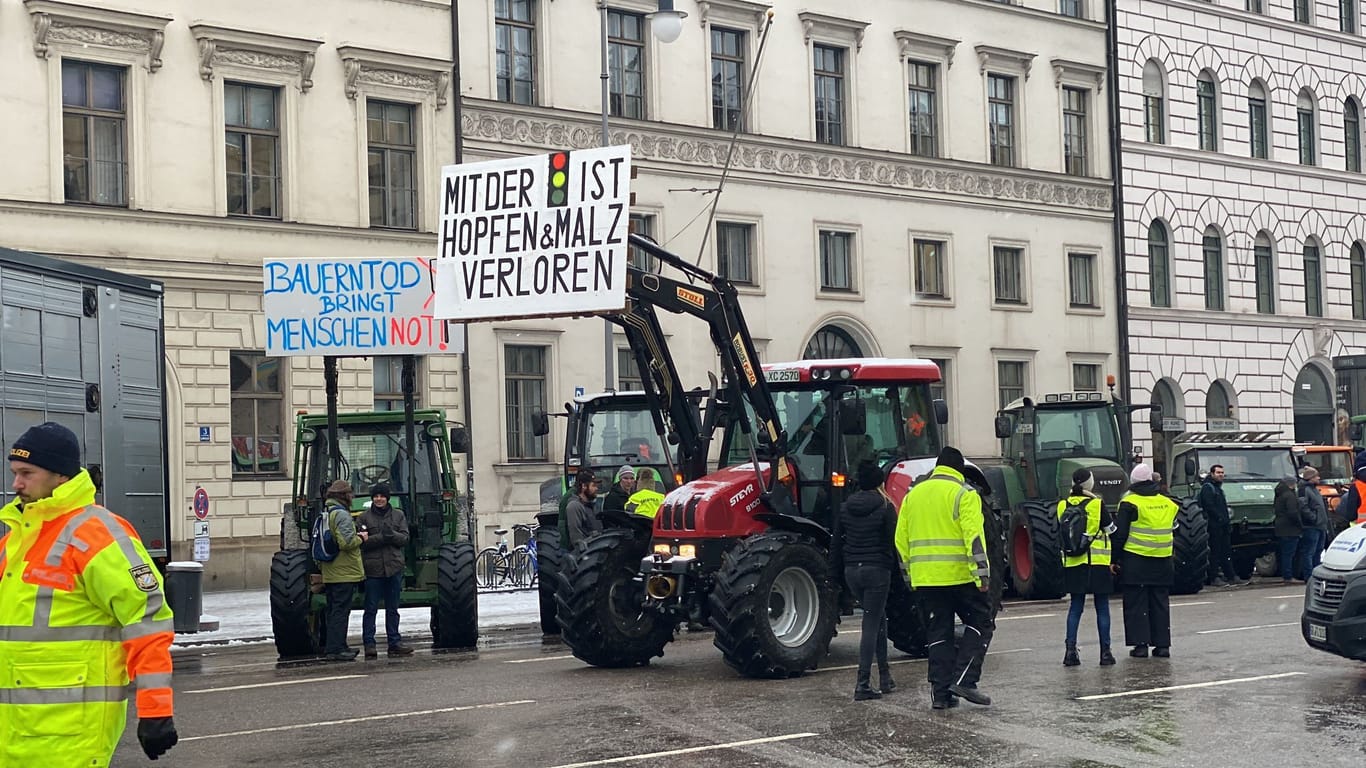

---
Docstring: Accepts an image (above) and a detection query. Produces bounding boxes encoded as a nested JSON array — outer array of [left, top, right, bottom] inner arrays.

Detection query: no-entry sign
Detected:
[[433, 146, 632, 322]]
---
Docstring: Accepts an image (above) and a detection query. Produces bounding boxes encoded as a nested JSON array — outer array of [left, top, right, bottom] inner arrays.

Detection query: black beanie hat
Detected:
[[370, 483, 391, 498], [10, 422, 82, 478], [936, 446, 966, 473], [855, 460, 884, 491]]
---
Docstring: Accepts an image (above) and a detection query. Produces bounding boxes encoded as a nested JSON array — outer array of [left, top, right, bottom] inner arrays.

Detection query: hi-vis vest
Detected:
[[1355, 480, 1366, 525], [1057, 495, 1112, 568], [0, 470, 175, 768], [895, 466, 989, 588], [1121, 492, 1179, 559], [625, 488, 665, 519]]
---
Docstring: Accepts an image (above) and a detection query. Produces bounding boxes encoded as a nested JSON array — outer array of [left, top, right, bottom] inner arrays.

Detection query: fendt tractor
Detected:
[[269, 356, 479, 658], [552, 234, 950, 679], [985, 386, 1210, 598]]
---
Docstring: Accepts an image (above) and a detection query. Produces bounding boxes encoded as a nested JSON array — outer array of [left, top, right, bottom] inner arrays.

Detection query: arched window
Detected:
[[1298, 89, 1318, 166], [802, 325, 861, 359], [1346, 98, 1361, 172], [1303, 238, 1323, 316], [1249, 80, 1269, 159], [1197, 70, 1219, 151], [1202, 227, 1224, 310], [1206, 380, 1236, 425], [1254, 231, 1275, 313], [1351, 242, 1365, 320], [1148, 220, 1171, 307], [1143, 60, 1166, 144]]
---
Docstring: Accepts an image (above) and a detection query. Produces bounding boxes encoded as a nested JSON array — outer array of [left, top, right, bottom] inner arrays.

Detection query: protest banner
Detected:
[[433, 146, 631, 321], [263, 255, 460, 356]]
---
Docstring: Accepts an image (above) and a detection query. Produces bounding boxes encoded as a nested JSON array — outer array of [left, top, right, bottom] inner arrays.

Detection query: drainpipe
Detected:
[[1106, 0, 1132, 405], [451, 1, 476, 543]]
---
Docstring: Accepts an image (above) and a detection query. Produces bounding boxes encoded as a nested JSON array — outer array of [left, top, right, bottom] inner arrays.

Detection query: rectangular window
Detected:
[[224, 82, 281, 218], [998, 360, 1026, 408], [628, 213, 657, 272], [988, 74, 1016, 167], [813, 45, 846, 146], [1059, 0, 1083, 18], [1247, 0, 1263, 11], [496, 0, 536, 105], [1144, 94, 1165, 144], [1299, 107, 1317, 166], [1255, 242, 1275, 314], [993, 245, 1025, 304], [1305, 244, 1323, 317], [367, 101, 416, 230], [1250, 97, 1269, 159], [608, 10, 646, 119], [1197, 78, 1217, 151], [505, 344, 547, 460], [1062, 87, 1088, 176], [1295, 0, 1311, 23], [373, 356, 419, 411], [618, 348, 643, 391], [908, 62, 938, 157], [1072, 363, 1100, 392], [1067, 252, 1096, 308], [819, 230, 854, 292], [230, 352, 283, 475], [1203, 233, 1225, 311], [711, 27, 746, 131], [716, 222, 755, 285], [1344, 0, 1357, 33], [913, 239, 947, 299], [61, 60, 127, 206]]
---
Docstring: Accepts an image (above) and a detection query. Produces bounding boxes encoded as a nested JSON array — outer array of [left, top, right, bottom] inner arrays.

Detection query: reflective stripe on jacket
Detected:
[[625, 489, 665, 519], [895, 466, 988, 588], [1121, 491, 1178, 558], [1057, 495, 1111, 568], [0, 470, 174, 768]]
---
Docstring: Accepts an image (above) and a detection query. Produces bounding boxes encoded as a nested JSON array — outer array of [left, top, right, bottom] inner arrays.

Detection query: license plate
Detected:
[[1308, 623, 1327, 643]]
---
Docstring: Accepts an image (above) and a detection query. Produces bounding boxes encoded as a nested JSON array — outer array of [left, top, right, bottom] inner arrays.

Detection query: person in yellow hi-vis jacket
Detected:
[[1112, 462, 1179, 659], [0, 422, 178, 766], [1057, 468, 1116, 668], [896, 446, 993, 710], [624, 467, 665, 520]]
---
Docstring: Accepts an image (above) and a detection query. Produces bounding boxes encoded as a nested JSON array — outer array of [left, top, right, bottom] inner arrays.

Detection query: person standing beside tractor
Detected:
[[897, 446, 993, 710], [1199, 465, 1244, 587], [833, 460, 899, 701], [1297, 467, 1330, 578], [1272, 476, 1304, 584], [602, 465, 636, 516], [563, 469, 603, 550], [359, 484, 413, 659], [1058, 468, 1116, 667], [625, 467, 665, 519], [320, 480, 367, 661], [1113, 463, 1178, 658]]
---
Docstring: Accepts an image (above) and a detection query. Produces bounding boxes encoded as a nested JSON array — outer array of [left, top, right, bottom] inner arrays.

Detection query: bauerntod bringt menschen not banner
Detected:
[[433, 146, 631, 322]]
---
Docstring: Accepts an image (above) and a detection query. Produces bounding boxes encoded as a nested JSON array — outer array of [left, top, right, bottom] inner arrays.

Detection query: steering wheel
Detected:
[[357, 464, 391, 485]]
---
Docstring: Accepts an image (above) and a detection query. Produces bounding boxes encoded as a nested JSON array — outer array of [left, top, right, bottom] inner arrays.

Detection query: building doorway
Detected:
[[1294, 364, 1334, 445]]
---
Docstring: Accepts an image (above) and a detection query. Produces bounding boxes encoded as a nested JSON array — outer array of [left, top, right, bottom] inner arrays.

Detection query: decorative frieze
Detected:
[[26, 0, 171, 72], [189, 24, 322, 91], [336, 46, 452, 109]]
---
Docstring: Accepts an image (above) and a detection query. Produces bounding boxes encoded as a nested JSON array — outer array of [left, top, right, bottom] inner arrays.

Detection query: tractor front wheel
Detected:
[[1009, 501, 1065, 600], [555, 530, 673, 667], [885, 573, 926, 657], [270, 549, 321, 659], [535, 516, 563, 636], [1172, 499, 1210, 595], [431, 541, 479, 649]]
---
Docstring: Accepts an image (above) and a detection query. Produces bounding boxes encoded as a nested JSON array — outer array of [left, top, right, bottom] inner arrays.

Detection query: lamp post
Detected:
[[599, 0, 688, 391]]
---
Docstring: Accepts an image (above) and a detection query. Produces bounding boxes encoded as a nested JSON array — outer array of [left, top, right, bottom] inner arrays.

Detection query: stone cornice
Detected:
[[1052, 58, 1106, 91], [698, 0, 771, 27], [798, 11, 870, 50], [976, 44, 1036, 79], [189, 23, 323, 91], [335, 45, 452, 109], [25, 0, 172, 72], [462, 102, 1111, 213], [894, 30, 960, 67]]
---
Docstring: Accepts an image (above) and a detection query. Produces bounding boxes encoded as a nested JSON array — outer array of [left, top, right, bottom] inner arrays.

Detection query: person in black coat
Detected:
[[1272, 478, 1303, 584], [1113, 463, 1179, 658], [832, 460, 899, 701]]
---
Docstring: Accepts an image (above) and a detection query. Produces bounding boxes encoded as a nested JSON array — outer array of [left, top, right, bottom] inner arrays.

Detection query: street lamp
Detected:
[[599, 0, 688, 390]]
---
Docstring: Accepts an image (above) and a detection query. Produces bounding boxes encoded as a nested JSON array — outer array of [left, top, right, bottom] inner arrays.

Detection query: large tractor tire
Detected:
[[555, 530, 673, 667], [535, 518, 563, 636], [270, 549, 321, 659], [1008, 501, 1065, 600], [709, 531, 838, 678], [885, 574, 926, 657], [1172, 499, 1210, 595], [431, 541, 479, 649]]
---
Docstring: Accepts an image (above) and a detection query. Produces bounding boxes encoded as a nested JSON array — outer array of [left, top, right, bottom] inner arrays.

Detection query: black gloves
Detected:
[[138, 717, 179, 761]]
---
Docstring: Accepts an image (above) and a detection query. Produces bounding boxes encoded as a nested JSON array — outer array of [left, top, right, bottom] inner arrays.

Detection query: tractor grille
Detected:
[[657, 497, 698, 531], [1307, 576, 1347, 617]]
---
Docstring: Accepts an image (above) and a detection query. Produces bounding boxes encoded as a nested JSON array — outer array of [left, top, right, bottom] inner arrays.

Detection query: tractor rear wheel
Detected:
[[431, 541, 479, 649], [535, 518, 563, 636], [885, 573, 926, 657], [555, 530, 673, 667], [1172, 499, 1210, 595], [270, 549, 320, 659], [1009, 501, 1065, 600], [709, 532, 837, 678]]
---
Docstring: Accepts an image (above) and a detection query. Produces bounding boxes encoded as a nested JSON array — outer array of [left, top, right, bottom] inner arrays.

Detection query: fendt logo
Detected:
[[1095, 478, 1123, 486]]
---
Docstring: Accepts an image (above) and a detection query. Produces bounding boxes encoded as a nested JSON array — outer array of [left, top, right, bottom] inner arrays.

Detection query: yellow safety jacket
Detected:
[[624, 488, 665, 520], [1057, 495, 1112, 568], [0, 470, 175, 768], [1121, 492, 1178, 559], [895, 466, 988, 588]]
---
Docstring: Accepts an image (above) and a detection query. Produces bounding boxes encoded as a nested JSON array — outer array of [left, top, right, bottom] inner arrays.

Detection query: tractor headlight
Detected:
[[677, 544, 697, 559], [653, 543, 672, 556]]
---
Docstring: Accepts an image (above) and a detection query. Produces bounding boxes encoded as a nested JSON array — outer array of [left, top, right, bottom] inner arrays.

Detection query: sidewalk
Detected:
[[175, 587, 542, 649]]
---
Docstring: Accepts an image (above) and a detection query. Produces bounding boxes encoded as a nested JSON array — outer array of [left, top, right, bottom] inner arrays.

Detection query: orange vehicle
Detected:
[[1300, 445, 1355, 516]]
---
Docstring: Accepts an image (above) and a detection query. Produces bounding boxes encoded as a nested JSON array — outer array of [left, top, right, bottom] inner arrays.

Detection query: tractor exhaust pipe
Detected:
[[645, 574, 679, 600]]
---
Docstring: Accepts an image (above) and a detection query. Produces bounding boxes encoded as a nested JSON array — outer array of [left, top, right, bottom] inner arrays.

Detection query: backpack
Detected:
[[1059, 499, 1092, 558], [310, 510, 340, 562]]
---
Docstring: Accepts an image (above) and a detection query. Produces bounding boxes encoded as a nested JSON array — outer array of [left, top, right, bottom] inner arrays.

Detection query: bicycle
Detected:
[[475, 523, 539, 589]]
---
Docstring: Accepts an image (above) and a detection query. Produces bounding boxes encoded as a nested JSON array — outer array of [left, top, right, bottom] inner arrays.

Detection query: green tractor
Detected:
[[981, 388, 1210, 598], [269, 406, 478, 657]]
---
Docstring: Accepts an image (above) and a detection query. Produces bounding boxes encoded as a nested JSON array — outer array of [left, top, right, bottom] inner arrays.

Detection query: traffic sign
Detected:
[[193, 488, 210, 520], [193, 520, 209, 538]]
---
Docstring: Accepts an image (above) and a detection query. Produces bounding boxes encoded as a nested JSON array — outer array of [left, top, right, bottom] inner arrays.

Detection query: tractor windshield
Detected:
[[307, 423, 440, 499], [1196, 448, 1296, 481], [1033, 405, 1122, 463], [582, 404, 670, 473], [1304, 450, 1353, 482]]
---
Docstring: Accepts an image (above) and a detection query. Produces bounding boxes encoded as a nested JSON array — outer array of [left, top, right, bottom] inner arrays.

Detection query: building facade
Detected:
[[459, 0, 1120, 540], [1118, 0, 1366, 466]]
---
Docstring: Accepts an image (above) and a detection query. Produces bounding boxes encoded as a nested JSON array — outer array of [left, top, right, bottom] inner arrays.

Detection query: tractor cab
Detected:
[[993, 393, 1131, 509]]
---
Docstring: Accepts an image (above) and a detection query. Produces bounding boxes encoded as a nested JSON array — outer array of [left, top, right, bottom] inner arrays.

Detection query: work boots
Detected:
[[363, 644, 378, 660], [1063, 643, 1081, 667], [1099, 646, 1116, 666], [387, 644, 415, 657], [879, 668, 897, 695], [854, 670, 882, 701], [1130, 644, 1149, 658]]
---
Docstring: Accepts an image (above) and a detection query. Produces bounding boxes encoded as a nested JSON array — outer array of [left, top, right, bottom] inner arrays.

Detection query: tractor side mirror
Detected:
[[841, 399, 867, 435], [933, 398, 949, 425], [1183, 457, 1198, 478], [1149, 404, 1163, 432], [1351, 423, 1364, 442], [993, 415, 1012, 440], [531, 410, 550, 437], [449, 426, 470, 454]]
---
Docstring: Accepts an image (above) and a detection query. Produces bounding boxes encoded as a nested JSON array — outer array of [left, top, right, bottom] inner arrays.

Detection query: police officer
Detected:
[[896, 446, 993, 710], [1113, 462, 1179, 658], [1, 422, 178, 764]]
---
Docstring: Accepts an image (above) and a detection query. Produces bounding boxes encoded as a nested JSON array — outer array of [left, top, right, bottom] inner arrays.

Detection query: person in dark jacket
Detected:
[[1058, 468, 1116, 667], [359, 484, 413, 658], [1273, 477, 1304, 584], [1113, 463, 1178, 658], [601, 465, 636, 516], [832, 460, 899, 700], [1199, 465, 1243, 586], [1297, 467, 1330, 578], [564, 469, 602, 549]]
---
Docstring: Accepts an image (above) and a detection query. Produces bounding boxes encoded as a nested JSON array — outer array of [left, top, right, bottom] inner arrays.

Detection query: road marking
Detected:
[[816, 647, 1033, 674], [1170, 601, 1214, 607], [179, 699, 536, 741], [1196, 622, 1299, 635], [1075, 672, 1305, 701], [546, 732, 819, 768], [1262, 593, 1304, 600], [505, 654, 576, 664], [996, 613, 1057, 621], [184, 674, 367, 694]]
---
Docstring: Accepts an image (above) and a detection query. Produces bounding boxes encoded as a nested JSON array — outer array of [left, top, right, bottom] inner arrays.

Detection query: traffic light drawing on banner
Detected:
[[548, 151, 570, 207]]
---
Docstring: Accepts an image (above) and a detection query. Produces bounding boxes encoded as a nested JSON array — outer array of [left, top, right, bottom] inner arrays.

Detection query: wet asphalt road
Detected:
[[114, 580, 1366, 768]]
